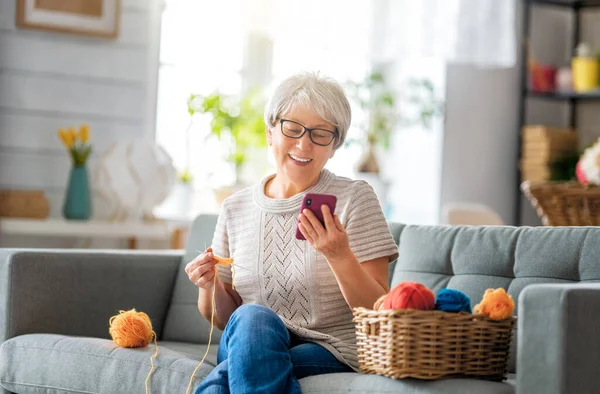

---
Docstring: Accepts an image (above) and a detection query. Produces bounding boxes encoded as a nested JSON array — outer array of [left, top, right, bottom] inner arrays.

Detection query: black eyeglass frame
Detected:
[[277, 118, 338, 147]]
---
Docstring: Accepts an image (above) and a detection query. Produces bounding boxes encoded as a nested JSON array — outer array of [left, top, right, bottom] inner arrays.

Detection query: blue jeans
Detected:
[[195, 304, 354, 393]]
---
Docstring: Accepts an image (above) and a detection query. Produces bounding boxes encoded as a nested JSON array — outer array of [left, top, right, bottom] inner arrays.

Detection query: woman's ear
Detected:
[[266, 127, 273, 146]]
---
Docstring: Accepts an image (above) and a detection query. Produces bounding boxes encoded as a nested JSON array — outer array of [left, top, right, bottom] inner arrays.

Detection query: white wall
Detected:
[[441, 5, 600, 226], [0, 0, 163, 247]]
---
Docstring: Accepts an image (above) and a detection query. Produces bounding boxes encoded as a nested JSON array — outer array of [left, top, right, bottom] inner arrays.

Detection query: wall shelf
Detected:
[[516, 0, 600, 225], [529, 0, 600, 8], [526, 90, 600, 100]]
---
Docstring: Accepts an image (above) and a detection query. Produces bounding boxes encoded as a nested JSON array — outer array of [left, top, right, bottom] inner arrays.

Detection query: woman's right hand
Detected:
[[185, 247, 219, 289]]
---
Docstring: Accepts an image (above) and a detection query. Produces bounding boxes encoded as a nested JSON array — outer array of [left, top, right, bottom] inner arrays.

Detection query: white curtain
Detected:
[[378, 0, 517, 68]]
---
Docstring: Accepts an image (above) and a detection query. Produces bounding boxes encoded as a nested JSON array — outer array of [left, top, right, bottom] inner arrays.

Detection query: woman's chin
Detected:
[[284, 162, 322, 181]]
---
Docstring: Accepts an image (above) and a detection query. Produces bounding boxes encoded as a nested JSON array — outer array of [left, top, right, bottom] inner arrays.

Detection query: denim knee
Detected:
[[227, 304, 288, 338]]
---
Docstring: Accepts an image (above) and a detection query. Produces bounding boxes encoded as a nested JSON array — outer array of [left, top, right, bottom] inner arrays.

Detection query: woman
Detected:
[[186, 72, 399, 393]]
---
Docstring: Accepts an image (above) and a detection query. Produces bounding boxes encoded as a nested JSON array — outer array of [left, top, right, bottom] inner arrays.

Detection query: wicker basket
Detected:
[[353, 308, 516, 381], [521, 181, 600, 226]]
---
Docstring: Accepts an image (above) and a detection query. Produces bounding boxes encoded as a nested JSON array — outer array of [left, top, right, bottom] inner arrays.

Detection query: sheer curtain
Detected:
[[379, 0, 516, 68]]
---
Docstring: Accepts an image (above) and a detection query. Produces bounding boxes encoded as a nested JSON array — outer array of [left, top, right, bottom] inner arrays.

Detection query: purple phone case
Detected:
[[295, 193, 337, 240]]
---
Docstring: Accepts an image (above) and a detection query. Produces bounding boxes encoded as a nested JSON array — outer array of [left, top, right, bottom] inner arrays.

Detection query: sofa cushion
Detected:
[[0, 334, 216, 394], [298, 372, 515, 394], [161, 341, 218, 367]]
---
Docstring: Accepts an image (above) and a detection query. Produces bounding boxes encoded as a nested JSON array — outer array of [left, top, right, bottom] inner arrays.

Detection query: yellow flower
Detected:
[[67, 127, 77, 144], [58, 128, 74, 148], [79, 124, 90, 143]]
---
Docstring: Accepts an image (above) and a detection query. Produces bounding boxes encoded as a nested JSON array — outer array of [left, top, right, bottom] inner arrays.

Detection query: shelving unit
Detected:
[[516, 0, 600, 225]]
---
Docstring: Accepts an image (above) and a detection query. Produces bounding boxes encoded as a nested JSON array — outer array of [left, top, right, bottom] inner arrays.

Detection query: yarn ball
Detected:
[[435, 288, 472, 313], [383, 282, 435, 311], [109, 309, 155, 348], [576, 138, 600, 186], [473, 288, 515, 320]]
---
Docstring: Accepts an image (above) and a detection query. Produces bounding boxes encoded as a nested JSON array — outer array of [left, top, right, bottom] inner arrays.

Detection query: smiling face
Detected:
[[267, 102, 337, 189]]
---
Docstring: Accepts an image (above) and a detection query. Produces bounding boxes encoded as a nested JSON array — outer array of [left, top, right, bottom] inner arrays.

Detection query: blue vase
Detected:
[[63, 165, 92, 220]]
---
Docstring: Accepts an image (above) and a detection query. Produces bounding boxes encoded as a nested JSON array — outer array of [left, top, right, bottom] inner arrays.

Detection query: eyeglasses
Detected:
[[277, 118, 338, 147]]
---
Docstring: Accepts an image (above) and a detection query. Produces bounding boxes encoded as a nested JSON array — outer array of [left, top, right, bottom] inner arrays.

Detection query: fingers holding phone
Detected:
[[296, 193, 351, 260], [295, 193, 337, 240]]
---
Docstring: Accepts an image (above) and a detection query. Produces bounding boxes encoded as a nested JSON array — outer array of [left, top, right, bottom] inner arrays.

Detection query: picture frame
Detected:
[[16, 0, 120, 39]]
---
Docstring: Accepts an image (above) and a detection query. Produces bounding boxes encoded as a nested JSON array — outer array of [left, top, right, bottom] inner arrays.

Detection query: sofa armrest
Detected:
[[0, 249, 183, 343], [517, 283, 600, 394]]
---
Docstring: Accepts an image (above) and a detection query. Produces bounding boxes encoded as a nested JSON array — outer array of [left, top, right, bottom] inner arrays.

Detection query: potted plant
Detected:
[[187, 89, 267, 185], [346, 73, 445, 174], [57, 124, 93, 220], [346, 72, 396, 174]]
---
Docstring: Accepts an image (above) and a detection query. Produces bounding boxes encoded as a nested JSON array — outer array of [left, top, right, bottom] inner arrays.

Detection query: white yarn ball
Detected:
[[577, 138, 600, 186]]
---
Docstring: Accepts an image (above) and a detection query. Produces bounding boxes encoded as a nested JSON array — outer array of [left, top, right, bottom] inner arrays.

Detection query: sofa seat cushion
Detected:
[[0, 334, 215, 394], [298, 372, 515, 394], [160, 341, 218, 367]]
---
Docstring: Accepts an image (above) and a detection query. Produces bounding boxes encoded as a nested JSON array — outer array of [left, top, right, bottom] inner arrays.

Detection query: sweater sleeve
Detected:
[[211, 202, 233, 284], [344, 181, 399, 264]]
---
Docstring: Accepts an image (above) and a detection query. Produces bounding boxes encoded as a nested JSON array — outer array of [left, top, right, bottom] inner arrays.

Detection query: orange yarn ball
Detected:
[[109, 309, 154, 348], [473, 288, 515, 320], [383, 282, 435, 311]]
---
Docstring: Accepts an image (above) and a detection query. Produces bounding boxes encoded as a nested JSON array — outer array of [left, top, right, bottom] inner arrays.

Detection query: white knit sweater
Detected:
[[212, 169, 399, 370]]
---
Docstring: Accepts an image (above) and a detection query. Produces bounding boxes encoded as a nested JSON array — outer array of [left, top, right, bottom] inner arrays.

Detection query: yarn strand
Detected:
[[145, 332, 159, 394], [185, 272, 218, 394]]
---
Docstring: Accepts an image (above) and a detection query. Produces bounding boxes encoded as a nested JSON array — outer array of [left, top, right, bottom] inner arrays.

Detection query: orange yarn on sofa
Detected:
[[109, 309, 155, 348], [383, 281, 435, 311], [109, 309, 159, 394]]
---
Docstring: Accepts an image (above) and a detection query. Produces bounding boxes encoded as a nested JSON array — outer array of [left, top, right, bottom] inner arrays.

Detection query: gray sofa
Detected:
[[1, 214, 600, 394]]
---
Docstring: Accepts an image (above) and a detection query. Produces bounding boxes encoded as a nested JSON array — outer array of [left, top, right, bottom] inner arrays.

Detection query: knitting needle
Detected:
[[195, 249, 253, 274]]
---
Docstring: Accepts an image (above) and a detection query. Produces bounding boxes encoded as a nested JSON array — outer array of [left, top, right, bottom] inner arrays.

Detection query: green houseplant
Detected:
[[187, 89, 267, 184], [346, 72, 396, 173], [346, 72, 444, 174]]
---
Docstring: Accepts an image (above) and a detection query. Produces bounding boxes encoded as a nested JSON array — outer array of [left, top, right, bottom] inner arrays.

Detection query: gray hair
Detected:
[[264, 72, 351, 150]]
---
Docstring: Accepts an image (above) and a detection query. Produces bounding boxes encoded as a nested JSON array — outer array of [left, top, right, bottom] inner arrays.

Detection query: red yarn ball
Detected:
[[383, 282, 435, 311]]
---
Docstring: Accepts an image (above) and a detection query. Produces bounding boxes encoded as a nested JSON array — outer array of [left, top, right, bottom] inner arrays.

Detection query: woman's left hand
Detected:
[[298, 205, 352, 262]]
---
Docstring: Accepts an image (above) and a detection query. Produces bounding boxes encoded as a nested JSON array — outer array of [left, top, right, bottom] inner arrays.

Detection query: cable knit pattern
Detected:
[[262, 212, 311, 324], [210, 169, 399, 371]]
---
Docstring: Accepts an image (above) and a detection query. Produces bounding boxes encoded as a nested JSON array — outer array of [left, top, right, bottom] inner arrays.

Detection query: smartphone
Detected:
[[295, 193, 337, 240]]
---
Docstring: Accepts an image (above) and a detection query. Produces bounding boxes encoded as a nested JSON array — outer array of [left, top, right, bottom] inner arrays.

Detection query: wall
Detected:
[[441, 4, 600, 226], [0, 0, 163, 247]]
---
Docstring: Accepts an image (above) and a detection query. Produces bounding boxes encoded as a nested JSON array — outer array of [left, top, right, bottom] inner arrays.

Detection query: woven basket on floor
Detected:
[[353, 308, 516, 381], [521, 181, 600, 226]]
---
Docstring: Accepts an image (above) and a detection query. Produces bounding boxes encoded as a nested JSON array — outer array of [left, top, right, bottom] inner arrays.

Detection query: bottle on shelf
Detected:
[[572, 43, 599, 93]]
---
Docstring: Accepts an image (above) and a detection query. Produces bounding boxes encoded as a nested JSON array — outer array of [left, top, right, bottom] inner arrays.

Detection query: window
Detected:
[[155, 0, 375, 193]]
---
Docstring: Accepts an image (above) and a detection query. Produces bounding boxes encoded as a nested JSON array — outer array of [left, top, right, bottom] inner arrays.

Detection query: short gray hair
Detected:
[[264, 72, 351, 150]]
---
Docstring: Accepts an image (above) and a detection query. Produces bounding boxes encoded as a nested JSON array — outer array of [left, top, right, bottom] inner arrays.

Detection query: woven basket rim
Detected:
[[521, 180, 600, 193], [352, 307, 517, 322]]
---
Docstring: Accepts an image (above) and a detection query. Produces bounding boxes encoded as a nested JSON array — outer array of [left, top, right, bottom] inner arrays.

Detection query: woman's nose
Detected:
[[295, 132, 313, 150]]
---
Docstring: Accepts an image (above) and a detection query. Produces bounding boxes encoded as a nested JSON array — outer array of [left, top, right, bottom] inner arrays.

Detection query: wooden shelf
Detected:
[[529, 0, 600, 8], [527, 89, 600, 100]]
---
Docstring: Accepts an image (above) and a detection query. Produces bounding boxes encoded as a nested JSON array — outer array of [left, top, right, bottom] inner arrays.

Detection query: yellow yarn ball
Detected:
[[109, 309, 154, 348]]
